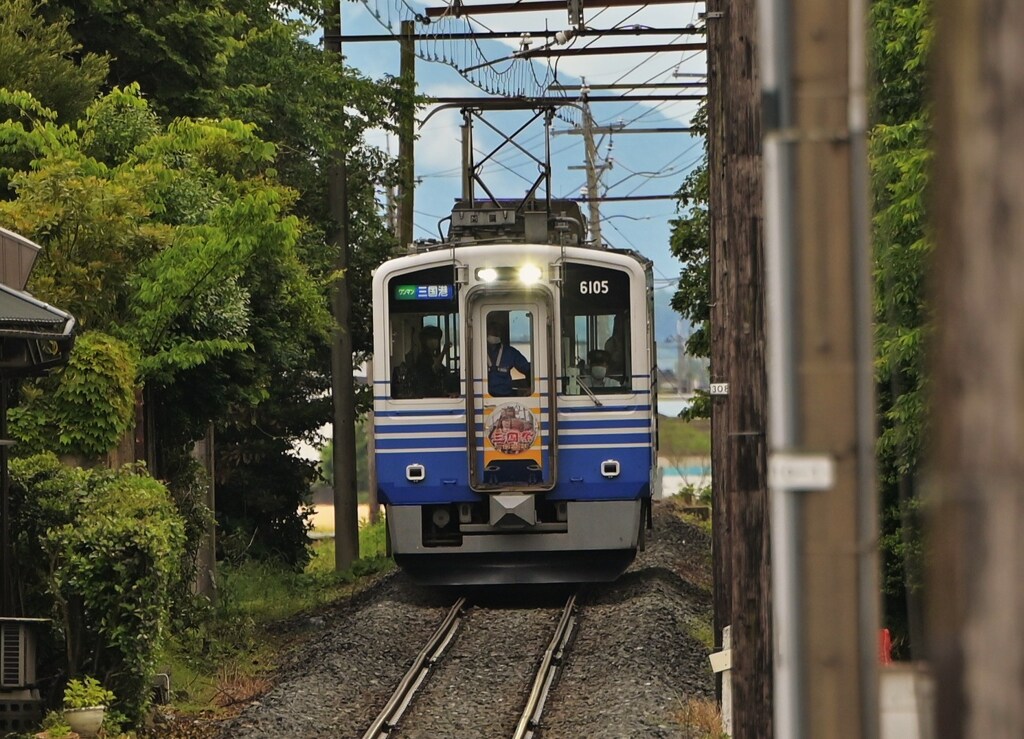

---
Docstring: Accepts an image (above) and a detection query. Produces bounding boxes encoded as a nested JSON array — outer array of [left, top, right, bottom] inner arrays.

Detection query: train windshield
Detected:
[[386, 266, 460, 399], [560, 263, 631, 394]]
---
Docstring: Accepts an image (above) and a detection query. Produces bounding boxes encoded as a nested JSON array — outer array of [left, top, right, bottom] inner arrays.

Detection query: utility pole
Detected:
[[579, 84, 604, 246], [930, 0, 1024, 736], [398, 20, 415, 249], [759, 0, 878, 736], [324, 3, 360, 571], [706, 0, 772, 734]]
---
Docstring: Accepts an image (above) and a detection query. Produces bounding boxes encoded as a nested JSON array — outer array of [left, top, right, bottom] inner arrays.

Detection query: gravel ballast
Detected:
[[170, 500, 714, 738]]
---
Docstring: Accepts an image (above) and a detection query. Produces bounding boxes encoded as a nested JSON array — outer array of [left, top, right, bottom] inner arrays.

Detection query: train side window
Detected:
[[560, 264, 631, 395], [387, 267, 460, 399]]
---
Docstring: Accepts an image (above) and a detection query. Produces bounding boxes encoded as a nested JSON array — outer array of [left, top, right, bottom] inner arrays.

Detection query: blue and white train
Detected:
[[371, 198, 656, 584]]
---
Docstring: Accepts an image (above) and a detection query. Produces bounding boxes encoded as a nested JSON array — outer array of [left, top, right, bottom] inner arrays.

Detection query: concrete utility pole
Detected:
[[579, 84, 604, 246], [705, 0, 772, 734], [758, 0, 878, 735], [930, 1, 1024, 736], [325, 3, 360, 571]]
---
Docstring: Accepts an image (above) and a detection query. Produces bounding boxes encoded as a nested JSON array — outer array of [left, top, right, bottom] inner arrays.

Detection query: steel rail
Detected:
[[362, 597, 469, 739], [512, 593, 579, 739]]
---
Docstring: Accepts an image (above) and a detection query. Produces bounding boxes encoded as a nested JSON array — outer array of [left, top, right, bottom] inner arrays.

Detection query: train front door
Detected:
[[469, 298, 554, 490]]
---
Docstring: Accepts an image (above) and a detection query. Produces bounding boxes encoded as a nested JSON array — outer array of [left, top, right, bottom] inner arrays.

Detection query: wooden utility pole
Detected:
[[930, 0, 1024, 736], [324, 4, 360, 571], [706, 0, 731, 680], [398, 20, 415, 249], [759, 0, 878, 735], [706, 0, 771, 734]]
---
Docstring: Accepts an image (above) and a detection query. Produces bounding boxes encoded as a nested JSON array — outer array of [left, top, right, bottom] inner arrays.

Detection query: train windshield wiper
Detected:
[[576, 380, 603, 407]]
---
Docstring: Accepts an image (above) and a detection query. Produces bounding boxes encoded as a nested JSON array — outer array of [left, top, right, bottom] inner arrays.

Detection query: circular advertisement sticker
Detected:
[[487, 402, 538, 455]]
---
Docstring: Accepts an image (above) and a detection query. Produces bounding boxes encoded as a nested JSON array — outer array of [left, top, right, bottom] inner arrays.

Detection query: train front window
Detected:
[[485, 309, 533, 397], [560, 264, 631, 394], [387, 267, 460, 399]]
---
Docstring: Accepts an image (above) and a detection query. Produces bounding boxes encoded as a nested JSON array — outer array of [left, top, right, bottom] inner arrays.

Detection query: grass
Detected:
[[670, 697, 727, 738], [162, 518, 393, 716], [658, 415, 711, 457], [685, 614, 715, 651]]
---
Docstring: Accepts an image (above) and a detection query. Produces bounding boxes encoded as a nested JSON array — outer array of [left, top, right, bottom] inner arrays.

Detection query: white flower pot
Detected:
[[64, 705, 106, 737]]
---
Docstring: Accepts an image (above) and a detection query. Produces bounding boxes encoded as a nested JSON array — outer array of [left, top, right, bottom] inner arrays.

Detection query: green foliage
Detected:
[[43, 0, 233, 119], [870, 0, 933, 652], [1, 2, 406, 574], [658, 415, 711, 457], [79, 83, 161, 165], [0, 0, 108, 123], [319, 418, 371, 494], [9, 454, 188, 724], [162, 522, 391, 714], [668, 104, 711, 422], [40, 710, 72, 737], [9, 331, 137, 459], [669, 104, 710, 366], [63, 676, 114, 709]]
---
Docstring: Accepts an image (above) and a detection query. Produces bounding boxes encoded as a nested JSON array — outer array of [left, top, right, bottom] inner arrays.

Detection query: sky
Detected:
[[333, 0, 707, 363]]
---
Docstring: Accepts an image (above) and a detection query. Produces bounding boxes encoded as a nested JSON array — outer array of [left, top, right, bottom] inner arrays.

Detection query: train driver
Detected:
[[410, 324, 454, 397], [486, 317, 531, 396], [583, 349, 621, 389]]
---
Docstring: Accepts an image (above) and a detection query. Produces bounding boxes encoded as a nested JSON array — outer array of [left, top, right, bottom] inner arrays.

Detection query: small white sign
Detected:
[[710, 382, 729, 396], [768, 453, 835, 491], [709, 648, 733, 673]]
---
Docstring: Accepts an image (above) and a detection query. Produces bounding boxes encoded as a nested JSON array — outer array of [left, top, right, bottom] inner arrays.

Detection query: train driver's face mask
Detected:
[[487, 334, 501, 345], [591, 365, 608, 381]]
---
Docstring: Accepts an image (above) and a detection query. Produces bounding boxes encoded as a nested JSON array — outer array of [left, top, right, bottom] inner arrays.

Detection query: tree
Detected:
[[2, 3, 406, 566], [869, 0, 933, 656], [0, 0, 108, 124], [669, 103, 710, 421], [0, 85, 328, 566], [44, 0, 232, 118]]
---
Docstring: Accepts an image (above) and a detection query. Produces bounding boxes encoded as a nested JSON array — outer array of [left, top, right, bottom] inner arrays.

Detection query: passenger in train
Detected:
[[409, 324, 454, 397], [583, 349, 621, 389], [486, 317, 531, 396], [604, 313, 628, 377]]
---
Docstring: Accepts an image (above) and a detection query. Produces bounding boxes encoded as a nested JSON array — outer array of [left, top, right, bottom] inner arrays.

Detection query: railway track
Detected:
[[362, 592, 579, 739]]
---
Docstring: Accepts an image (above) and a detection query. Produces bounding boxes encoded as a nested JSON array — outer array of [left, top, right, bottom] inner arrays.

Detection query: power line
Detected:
[[424, 0, 701, 18]]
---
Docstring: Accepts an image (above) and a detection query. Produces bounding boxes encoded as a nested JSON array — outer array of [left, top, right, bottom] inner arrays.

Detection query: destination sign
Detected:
[[394, 284, 455, 301]]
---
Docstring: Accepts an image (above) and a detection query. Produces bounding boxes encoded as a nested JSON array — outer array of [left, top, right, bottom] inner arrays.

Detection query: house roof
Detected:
[[0, 271, 75, 378]]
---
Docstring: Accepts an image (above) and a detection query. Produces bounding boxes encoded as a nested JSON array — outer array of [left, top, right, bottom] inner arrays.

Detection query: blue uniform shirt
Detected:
[[487, 343, 530, 396]]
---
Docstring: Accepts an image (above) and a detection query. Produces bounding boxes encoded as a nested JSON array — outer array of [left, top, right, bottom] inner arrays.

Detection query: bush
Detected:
[[10, 453, 188, 724], [9, 331, 137, 460]]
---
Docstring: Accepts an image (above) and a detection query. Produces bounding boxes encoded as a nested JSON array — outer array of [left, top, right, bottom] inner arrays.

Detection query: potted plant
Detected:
[[62, 676, 114, 738]]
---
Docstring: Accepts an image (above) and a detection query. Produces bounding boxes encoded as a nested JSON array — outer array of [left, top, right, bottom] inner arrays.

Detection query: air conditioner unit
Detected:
[[0, 621, 37, 689]]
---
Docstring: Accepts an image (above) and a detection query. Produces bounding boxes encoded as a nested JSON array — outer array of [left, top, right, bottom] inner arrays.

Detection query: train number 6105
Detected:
[[579, 280, 609, 295]]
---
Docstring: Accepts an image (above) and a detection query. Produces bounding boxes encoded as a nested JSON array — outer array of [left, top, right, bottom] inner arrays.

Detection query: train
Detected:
[[370, 108, 656, 585]]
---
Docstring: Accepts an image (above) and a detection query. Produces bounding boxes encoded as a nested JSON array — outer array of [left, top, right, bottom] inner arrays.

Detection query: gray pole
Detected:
[[580, 83, 603, 246], [758, 0, 878, 735], [930, 0, 1024, 734], [325, 2, 360, 571]]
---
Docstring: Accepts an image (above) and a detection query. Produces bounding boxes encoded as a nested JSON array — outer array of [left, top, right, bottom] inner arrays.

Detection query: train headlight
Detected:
[[477, 267, 498, 283], [519, 264, 542, 285]]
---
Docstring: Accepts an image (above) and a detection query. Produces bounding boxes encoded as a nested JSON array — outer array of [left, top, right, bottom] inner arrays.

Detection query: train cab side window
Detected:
[[560, 264, 631, 395], [387, 268, 460, 400]]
